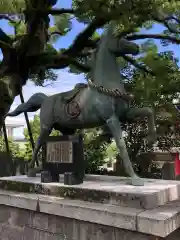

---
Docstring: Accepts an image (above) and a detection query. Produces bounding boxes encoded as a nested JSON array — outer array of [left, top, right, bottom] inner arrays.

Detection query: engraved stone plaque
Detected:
[[42, 135, 84, 184], [46, 141, 73, 163]]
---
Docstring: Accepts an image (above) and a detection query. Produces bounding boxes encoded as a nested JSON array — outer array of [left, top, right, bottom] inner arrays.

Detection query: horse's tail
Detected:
[[6, 93, 48, 117]]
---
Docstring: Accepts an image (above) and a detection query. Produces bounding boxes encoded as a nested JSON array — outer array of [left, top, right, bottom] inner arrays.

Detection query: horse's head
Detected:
[[115, 38, 139, 56], [91, 22, 140, 87], [105, 22, 140, 56]]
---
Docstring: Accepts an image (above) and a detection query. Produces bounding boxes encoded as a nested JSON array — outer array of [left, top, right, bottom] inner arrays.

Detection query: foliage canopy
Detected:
[[1, 0, 180, 163]]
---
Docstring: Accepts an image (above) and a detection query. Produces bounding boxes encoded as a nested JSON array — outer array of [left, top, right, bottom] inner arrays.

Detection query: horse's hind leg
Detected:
[[106, 115, 144, 185], [106, 115, 139, 179], [28, 126, 52, 177]]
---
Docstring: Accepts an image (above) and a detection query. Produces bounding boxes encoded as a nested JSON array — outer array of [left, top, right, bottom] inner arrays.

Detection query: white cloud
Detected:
[[7, 70, 85, 138]]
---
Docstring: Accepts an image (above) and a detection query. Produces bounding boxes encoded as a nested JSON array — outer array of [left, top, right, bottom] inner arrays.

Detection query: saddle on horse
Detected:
[[61, 83, 88, 103]]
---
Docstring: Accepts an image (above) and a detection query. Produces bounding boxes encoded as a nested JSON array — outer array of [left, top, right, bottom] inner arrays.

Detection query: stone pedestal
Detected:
[[0, 175, 180, 239], [40, 135, 84, 185]]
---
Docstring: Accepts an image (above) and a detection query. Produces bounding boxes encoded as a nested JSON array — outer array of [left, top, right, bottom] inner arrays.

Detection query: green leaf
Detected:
[[140, 40, 158, 53], [91, 31, 100, 40], [53, 14, 72, 35], [0, 0, 25, 13]]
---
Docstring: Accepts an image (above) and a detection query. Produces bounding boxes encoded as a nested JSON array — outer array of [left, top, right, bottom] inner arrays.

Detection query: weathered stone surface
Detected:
[[0, 205, 153, 240], [0, 176, 180, 238], [23, 226, 66, 240], [0, 223, 24, 240], [137, 200, 180, 237], [0, 224, 66, 240], [1, 175, 180, 210], [0, 190, 141, 231], [0, 202, 180, 239], [0, 189, 180, 237]]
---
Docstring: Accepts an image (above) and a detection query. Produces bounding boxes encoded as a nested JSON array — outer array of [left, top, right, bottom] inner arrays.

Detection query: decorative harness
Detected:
[[87, 79, 134, 102], [65, 79, 134, 119]]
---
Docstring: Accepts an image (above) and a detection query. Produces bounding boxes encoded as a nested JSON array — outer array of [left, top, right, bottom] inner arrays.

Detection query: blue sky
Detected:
[[2, 0, 180, 138]]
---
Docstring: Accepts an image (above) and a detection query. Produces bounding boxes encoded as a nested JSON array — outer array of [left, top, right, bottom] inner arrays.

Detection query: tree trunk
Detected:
[[2, 123, 10, 154], [0, 1, 53, 129], [0, 75, 17, 122], [0, 71, 26, 126]]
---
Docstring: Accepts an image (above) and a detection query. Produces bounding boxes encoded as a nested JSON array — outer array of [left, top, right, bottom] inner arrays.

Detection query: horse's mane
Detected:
[[89, 23, 114, 82]]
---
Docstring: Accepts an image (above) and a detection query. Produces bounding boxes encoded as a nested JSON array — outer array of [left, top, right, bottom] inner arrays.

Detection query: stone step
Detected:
[[0, 175, 180, 210], [0, 189, 180, 238]]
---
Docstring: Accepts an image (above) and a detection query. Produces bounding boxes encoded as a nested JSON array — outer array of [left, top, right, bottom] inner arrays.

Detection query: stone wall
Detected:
[[0, 204, 179, 240]]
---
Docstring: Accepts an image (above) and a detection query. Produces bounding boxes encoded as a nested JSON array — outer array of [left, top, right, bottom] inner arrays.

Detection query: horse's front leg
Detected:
[[126, 107, 156, 147], [106, 115, 140, 179]]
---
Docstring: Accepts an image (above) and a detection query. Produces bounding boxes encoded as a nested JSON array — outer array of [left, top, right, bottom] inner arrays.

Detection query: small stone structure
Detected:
[[138, 152, 176, 179], [0, 175, 180, 239], [0, 152, 28, 177]]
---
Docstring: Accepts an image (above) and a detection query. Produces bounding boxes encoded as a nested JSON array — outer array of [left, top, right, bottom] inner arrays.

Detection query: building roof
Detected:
[[14, 138, 27, 142], [4, 117, 25, 128]]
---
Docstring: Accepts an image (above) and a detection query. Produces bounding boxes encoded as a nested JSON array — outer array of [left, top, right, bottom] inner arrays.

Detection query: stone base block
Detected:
[[1, 174, 180, 210], [0, 175, 179, 238]]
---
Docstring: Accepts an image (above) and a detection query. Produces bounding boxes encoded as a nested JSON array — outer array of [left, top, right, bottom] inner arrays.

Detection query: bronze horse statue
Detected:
[[7, 22, 156, 185]]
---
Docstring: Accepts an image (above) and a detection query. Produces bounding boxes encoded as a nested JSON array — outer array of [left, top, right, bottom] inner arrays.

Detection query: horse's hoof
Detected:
[[127, 177, 144, 186]]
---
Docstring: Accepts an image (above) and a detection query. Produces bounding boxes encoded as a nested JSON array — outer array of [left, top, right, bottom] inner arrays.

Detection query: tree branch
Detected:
[[26, 8, 74, 15], [0, 14, 16, 24], [0, 29, 12, 45], [122, 55, 154, 75], [165, 16, 180, 25], [0, 28, 14, 60], [28, 53, 91, 73], [50, 31, 63, 36], [152, 12, 180, 34], [64, 18, 108, 56], [48, 8, 74, 15], [47, 54, 91, 72], [126, 33, 180, 44]]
